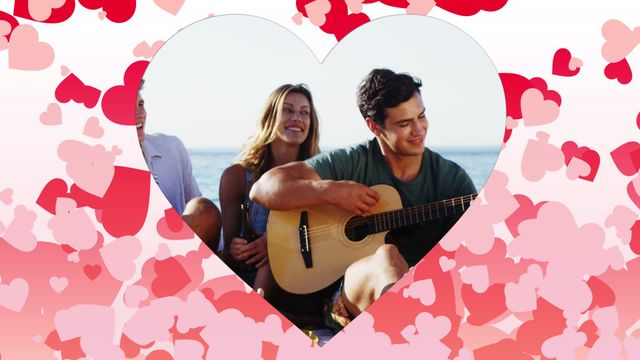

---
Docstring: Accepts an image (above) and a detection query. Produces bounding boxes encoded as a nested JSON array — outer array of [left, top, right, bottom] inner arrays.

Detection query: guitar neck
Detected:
[[360, 194, 477, 234]]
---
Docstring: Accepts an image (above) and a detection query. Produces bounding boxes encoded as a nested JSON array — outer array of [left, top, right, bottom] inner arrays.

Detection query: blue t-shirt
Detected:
[[306, 139, 476, 266]]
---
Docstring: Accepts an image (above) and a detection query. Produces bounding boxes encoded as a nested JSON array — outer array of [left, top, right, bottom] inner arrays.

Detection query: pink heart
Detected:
[[60, 65, 70, 76], [438, 255, 456, 272], [566, 157, 590, 180], [123, 285, 149, 308], [291, 12, 304, 26], [460, 265, 489, 293], [305, 0, 331, 27], [0, 188, 13, 205], [521, 132, 565, 182], [28, 0, 65, 21], [0, 20, 11, 36], [601, 19, 640, 63], [49, 276, 69, 294], [83, 117, 104, 138], [153, 0, 185, 15], [133, 40, 165, 59], [345, 0, 365, 14], [0, 36, 8, 51], [521, 88, 560, 126], [98, 11, 106, 20], [40, 103, 62, 126], [406, 0, 436, 15], [505, 115, 519, 130], [155, 243, 172, 261], [568, 57, 583, 71], [99, 235, 143, 281], [8, 24, 55, 71], [67, 252, 80, 263], [0, 278, 29, 312]]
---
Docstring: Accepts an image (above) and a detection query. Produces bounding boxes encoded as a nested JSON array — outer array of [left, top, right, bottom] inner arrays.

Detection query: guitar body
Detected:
[[267, 184, 402, 294]]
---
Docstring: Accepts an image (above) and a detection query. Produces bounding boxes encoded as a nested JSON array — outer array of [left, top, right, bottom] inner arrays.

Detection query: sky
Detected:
[[141, 14, 506, 150]]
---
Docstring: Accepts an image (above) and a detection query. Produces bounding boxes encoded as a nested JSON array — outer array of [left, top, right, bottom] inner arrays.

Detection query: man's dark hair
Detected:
[[357, 68, 422, 127]]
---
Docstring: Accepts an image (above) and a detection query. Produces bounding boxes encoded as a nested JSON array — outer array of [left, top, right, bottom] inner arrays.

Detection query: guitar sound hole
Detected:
[[345, 216, 369, 242]]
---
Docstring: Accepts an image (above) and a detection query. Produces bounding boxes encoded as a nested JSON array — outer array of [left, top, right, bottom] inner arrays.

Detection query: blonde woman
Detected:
[[219, 84, 320, 289]]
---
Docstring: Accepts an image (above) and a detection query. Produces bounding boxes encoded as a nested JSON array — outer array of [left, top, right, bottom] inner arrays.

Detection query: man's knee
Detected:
[[182, 197, 222, 250], [373, 244, 408, 272]]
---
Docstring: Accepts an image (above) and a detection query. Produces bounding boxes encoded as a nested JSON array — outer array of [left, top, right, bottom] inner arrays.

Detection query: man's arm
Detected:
[[249, 161, 380, 215]]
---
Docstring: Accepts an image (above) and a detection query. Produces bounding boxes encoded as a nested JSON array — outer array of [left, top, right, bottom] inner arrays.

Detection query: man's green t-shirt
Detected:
[[305, 139, 476, 267]]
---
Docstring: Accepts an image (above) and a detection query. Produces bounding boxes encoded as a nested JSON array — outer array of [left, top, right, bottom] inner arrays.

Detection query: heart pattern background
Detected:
[[1, 1, 640, 360]]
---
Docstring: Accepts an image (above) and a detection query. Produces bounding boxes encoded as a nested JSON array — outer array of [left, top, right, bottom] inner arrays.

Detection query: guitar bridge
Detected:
[[298, 211, 313, 268]]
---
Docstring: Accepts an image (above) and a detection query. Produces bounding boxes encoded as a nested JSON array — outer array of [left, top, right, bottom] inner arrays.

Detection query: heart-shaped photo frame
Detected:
[[140, 14, 504, 344]]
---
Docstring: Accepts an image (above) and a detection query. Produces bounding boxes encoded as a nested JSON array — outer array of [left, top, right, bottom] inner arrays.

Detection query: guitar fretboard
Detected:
[[354, 194, 477, 235]]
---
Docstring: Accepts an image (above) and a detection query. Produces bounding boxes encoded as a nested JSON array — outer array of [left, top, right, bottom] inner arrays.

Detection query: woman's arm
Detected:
[[219, 164, 247, 271]]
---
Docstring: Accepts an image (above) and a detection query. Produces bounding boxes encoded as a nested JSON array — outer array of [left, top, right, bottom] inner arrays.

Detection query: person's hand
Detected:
[[328, 181, 380, 215], [239, 233, 269, 268], [229, 237, 248, 262]]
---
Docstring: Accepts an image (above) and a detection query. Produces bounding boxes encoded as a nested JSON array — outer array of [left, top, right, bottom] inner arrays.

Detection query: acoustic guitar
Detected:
[[266, 184, 476, 294]]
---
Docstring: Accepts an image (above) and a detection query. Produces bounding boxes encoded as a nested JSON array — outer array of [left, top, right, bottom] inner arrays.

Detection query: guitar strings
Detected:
[[284, 195, 477, 239]]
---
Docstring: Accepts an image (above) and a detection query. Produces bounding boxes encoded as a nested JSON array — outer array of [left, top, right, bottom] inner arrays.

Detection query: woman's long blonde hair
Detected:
[[237, 84, 320, 180]]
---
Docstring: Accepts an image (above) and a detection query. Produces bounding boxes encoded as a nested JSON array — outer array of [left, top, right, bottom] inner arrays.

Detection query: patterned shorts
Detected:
[[323, 280, 352, 332]]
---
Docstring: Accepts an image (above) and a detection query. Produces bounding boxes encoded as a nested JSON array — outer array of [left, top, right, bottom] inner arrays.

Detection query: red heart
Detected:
[[516, 298, 566, 355], [83, 264, 102, 280], [100, 166, 150, 238], [101, 61, 149, 126], [604, 58, 633, 84], [119, 333, 154, 358], [504, 194, 547, 238], [434, 0, 508, 16], [12, 0, 75, 23], [561, 141, 600, 182], [631, 220, 640, 255], [610, 141, 640, 176], [77, 0, 136, 23], [55, 73, 101, 109], [44, 331, 85, 359], [530, 77, 562, 106], [150, 257, 191, 297], [474, 339, 531, 360], [164, 208, 184, 232], [36, 178, 69, 215], [577, 320, 598, 348], [586, 276, 615, 311], [462, 283, 507, 326], [552, 48, 581, 77]]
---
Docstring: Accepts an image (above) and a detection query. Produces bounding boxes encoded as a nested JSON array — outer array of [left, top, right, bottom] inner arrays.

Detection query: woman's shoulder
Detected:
[[221, 163, 246, 183]]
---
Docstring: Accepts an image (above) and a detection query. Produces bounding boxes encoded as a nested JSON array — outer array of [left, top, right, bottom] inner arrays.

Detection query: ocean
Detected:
[[189, 147, 499, 208]]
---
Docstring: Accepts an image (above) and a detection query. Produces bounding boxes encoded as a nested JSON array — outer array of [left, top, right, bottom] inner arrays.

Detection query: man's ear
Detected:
[[365, 118, 382, 136]]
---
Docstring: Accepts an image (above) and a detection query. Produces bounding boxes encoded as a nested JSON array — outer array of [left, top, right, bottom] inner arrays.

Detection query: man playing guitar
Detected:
[[250, 68, 476, 332]]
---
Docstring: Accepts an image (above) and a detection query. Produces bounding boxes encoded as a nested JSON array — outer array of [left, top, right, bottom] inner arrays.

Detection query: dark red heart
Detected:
[[36, 178, 69, 215], [631, 220, 640, 255], [0, 11, 20, 40], [101, 61, 148, 126], [83, 264, 102, 280], [12, 0, 75, 23], [55, 73, 101, 109], [99, 166, 150, 238], [77, 0, 136, 23], [561, 141, 600, 181], [151, 257, 191, 297], [605, 58, 633, 84], [610, 141, 640, 176], [552, 48, 581, 77]]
